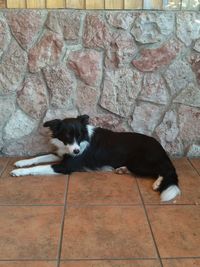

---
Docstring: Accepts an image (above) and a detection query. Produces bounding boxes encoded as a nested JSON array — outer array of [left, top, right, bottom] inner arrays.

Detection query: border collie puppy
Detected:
[[11, 115, 181, 202]]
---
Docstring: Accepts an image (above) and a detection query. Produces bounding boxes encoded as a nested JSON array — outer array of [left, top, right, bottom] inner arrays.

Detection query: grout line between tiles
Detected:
[[1, 256, 200, 262], [0, 158, 10, 177], [66, 203, 143, 207], [135, 179, 163, 267], [0, 204, 65, 206], [143, 203, 199, 206], [188, 158, 200, 177], [56, 175, 70, 267], [0, 259, 57, 262], [161, 256, 200, 259], [60, 257, 159, 261]]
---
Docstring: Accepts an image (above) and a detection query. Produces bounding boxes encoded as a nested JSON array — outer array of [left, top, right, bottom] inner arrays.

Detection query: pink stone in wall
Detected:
[[68, 50, 103, 86], [100, 68, 142, 117], [4, 109, 37, 141], [194, 39, 200, 53], [0, 16, 11, 58], [173, 84, 200, 108], [90, 114, 128, 132], [132, 39, 182, 72], [179, 105, 200, 145], [0, 97, 15, 130], [6, 10, 46, 50], [28, 31, 64, 73], [158, 109, 179, 144], [43, 64, 76, 109], [164, 59, 195, 96], [17, 74, 48, 120], [3, 131, 52, 156], [106, 12, 135, 30], [83, 14, 111, 49], [139, 73, 169, 104], [46, 11, 82, 42], [0, 40, 28, 94], [155, 109, 184, 156], [105, 31, 138, 69], [177, 12, 200, 46], [43, 108, 78, 122], [0, 134, 3, 151], [160, 137, 184, 157], [131, 102, 165, 135], [76, 82, 99, 115], [189, 53, 200, 85]]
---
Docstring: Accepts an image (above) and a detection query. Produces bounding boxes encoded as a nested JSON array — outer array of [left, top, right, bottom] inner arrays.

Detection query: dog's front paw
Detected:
[[14, 159, 30, 168], [10, 169, 26, 177]]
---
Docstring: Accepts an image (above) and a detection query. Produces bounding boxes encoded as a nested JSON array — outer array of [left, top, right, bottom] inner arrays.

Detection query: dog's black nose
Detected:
[[73, 149, 80, 154]]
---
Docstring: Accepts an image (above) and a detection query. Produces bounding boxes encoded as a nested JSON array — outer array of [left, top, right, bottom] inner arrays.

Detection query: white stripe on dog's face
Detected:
[[67, 141, 80, 155]]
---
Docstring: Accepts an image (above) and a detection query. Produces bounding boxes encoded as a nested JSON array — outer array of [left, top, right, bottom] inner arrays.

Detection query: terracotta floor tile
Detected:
[[147, 205, 200, 258], [0, 175, 67, 205], [60, 260, 161, 267], [0, 206, 63, 260], [137, 158, 200, 204], [67, 172, 141, 205], [136, 177, 160, 204], [61, 206, 157, 259], [0, 261, 56, 267], [189, 158, 200, 174], [0, 157, 9, 176], [173, 158, 200, 204], [0, 157, 67, 205], [162, 258, 200, 267]]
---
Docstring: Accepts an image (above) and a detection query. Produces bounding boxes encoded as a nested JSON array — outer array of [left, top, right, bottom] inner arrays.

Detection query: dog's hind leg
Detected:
[[152, 176, 163, 191], [14, 154, 61, 168]]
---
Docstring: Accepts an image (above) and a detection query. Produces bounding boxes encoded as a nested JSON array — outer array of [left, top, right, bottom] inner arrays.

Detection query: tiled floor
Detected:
[[0, 157, 200, 267]]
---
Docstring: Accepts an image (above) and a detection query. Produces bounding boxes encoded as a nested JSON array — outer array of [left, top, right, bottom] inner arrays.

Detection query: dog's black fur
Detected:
[[43, 115, 180, 201], [11, 115, 180, 201]]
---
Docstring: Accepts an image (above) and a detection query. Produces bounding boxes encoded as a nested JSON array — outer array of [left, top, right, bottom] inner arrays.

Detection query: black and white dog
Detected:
[[11, 115, 181, 202]]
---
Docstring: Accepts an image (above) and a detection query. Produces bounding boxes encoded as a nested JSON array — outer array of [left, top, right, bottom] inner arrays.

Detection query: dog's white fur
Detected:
[[14, 154, 60, 168], [11, 164, 58, 176], [161, 185, 181, 202]]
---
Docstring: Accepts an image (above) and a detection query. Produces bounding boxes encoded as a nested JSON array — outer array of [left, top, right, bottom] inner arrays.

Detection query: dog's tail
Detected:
[[158, 161, 181, 202]]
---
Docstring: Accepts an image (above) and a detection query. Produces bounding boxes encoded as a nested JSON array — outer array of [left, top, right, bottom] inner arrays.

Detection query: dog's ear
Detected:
[[43, 119, 62, 134], [77, 114, 90, 125]]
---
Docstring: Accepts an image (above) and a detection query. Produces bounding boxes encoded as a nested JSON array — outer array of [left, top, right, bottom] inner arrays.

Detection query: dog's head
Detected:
[[43, 115, 93, 156]]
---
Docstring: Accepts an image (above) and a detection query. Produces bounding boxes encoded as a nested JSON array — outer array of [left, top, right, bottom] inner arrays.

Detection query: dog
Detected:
[[11, 114, 181, 202]]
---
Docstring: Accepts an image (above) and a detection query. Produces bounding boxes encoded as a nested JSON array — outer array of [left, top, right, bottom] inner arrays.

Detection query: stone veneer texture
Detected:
[[0, 10, 200, 157]]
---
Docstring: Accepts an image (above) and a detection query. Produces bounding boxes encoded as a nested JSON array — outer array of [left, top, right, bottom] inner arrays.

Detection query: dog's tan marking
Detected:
[[115, 166, 131, 175], [152, 176, 163, 191]]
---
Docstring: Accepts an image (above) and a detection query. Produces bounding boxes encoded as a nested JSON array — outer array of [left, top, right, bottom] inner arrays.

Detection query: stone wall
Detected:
[[0, 10, 200, 157]]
